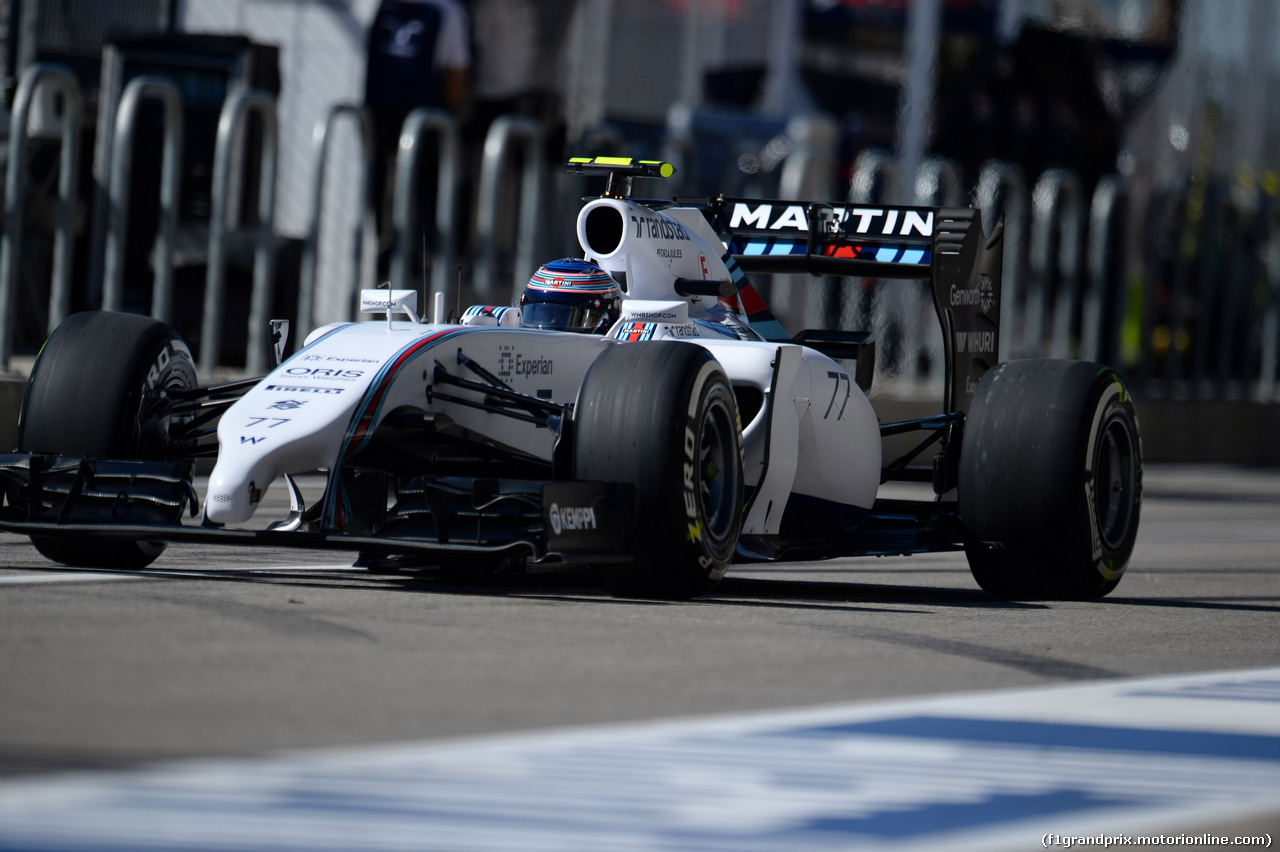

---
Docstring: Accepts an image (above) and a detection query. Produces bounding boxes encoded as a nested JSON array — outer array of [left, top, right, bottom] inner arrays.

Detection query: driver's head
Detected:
[[520, 258, 622, 333]]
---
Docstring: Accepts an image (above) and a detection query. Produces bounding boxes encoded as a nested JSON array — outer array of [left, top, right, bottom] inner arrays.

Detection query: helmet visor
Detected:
[[521, 302, 614, 333]]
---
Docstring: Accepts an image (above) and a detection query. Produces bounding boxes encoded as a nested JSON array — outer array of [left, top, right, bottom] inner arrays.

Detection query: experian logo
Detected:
[[729, 203, 933, 237]]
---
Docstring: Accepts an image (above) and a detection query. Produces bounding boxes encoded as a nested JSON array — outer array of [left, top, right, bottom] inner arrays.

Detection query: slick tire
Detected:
[[18, 311, 198, 569], [574, 342, 743, 599], [958, 359, 1142, 600]]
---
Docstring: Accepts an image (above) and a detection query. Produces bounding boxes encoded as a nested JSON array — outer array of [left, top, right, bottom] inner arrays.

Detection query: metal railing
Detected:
[[840, 150, 1279, 402], [778, 114, 839, 204], [1025, 168, 1085, 360], [0, 63, 82, 372], [102, 76, 184, 322], [1139, 185, 1280, 400], [1261, 203, 1279, 401], [847, 149, 899, 205], [200, 88, 279, 375], [973, 161, 1027, 362], [390, 107, 460, 311], [771, 114, 839, 334], [4, 61, 1274, 406], [1081, 174, 1127, 367], [908, 157, 964, 390], [913, 156, 963, 207], [297, 103, 374, 342], [474, 115, 545, 304]]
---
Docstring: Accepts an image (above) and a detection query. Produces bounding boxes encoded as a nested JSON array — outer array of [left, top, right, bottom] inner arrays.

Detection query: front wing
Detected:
[[0, 454, 636, 567]]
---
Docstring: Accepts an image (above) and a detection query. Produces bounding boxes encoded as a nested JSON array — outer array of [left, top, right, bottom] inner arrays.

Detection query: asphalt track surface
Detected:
[[1, 464, 1278, 848]]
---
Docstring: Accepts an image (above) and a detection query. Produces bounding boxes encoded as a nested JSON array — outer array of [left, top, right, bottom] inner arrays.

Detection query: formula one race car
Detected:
[[0, 157, 1142, 600]]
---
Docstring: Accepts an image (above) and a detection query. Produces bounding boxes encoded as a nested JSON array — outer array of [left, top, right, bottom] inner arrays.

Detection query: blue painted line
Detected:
[[1127, 678, 1280, 703], [782, 715, 1280, 761], [764, 789, 1136, 841]]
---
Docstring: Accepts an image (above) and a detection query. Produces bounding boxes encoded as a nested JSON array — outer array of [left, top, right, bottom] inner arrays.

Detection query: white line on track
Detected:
[[0, 572, 133, 585], [0, 565, 356, 585]]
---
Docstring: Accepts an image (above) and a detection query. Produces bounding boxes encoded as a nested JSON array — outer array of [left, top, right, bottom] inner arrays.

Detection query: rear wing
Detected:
[[693, 197, 1004, 415]]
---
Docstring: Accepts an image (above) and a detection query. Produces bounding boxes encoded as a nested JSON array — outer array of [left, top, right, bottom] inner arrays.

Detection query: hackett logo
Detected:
[[729, 203, 934, 237]]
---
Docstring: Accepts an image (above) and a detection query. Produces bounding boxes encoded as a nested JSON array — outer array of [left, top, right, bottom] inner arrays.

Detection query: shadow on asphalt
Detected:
[[20, 559, 1278, 615], [373, 570, 1047, 614]]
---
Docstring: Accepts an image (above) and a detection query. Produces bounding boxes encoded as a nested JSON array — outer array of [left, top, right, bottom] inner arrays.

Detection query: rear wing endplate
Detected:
[[693, 197, 1004, 414]]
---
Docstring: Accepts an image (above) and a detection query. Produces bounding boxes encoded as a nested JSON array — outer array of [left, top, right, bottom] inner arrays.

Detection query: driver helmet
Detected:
[[520, 258, 622, 333]]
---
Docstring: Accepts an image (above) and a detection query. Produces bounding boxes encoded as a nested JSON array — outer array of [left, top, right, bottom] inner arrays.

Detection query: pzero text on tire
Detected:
[[958, 359, 1142, 600], [574, 341, 743, 598], [18, 311, 198, 569]]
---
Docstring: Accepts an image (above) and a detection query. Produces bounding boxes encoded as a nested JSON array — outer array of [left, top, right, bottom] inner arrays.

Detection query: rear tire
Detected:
[[18, 311, 197, 569], [574, 342, 743, 598], [958, 359, 1142, 600]]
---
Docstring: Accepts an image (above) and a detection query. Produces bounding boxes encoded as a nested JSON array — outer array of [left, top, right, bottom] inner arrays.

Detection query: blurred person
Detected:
[[458, 0, 542, 257], [468, 0, 538, 125], [365, 0, 472, 278]]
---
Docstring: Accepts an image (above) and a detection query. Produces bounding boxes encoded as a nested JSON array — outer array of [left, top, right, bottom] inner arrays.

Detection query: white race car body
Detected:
[[206, 181, 885, 538], [4, 156, 1020, 591], [205, 309, 882, 533], [206, 322, 611, 525]]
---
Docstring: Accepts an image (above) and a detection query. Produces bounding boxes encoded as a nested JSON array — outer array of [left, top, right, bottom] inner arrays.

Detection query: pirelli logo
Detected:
[[729, 202, 933, 237]]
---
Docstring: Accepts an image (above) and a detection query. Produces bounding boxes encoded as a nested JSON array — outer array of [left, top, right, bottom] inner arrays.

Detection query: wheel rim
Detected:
[[136, 341, 197, 459], [698, 395, 740, 544], [1093, 414, 1137, 551]]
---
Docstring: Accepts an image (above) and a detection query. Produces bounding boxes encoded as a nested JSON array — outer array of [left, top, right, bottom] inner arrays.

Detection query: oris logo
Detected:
[[285, 367, 364, 380], [548, 503, 596, 536]]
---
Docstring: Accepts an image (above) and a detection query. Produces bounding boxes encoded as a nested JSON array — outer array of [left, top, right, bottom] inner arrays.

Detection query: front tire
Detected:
[[18, 311, 197, 569], [574, 342, 743, 598], [958, 359, 1142, 599]]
